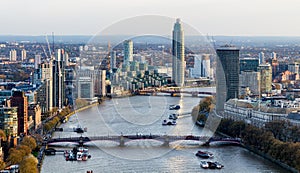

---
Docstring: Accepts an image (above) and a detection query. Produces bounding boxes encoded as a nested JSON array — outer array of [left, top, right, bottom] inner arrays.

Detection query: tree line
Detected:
[[196, 96, 300, 171], [217, 119, 300, 171]]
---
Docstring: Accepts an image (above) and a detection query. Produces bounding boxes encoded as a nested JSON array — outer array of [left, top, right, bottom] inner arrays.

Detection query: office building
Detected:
[[240, 57, 259, 73], [172, 18, 185, 87], [258, 64, 272, 96], [239, 71, 261, 96], [28, 104, 41, 130], [216, 45, 240, 111], [11, 91, 28, 135], [0, 103, 18, 137], [53, 49, 66, 109]]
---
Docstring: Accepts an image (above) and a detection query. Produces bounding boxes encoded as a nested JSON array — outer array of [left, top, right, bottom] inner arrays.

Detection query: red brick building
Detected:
[[11, 91, 28, 135]]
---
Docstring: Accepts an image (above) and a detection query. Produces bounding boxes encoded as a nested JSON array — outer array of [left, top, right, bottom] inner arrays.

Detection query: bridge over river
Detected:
[[45, 134, 242, 147]]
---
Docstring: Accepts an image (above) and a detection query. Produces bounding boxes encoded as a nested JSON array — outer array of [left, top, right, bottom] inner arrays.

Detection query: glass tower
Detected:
[[172, 18, 185, 87]]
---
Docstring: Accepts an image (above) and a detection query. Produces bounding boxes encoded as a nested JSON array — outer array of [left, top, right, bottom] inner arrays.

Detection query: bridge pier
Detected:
[[162, 135, 169, 147], [119, 135, 125, 147]]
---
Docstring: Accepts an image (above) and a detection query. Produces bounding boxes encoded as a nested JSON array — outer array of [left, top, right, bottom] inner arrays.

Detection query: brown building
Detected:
[[28, 104, 41, 130], [11, 91, 28, 135]]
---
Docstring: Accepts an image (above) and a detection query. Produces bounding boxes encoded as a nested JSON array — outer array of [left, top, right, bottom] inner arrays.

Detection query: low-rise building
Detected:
[[224, 98, 292, 127]]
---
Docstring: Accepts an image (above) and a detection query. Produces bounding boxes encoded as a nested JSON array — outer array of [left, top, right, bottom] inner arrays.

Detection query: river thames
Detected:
[[41, 88, 286, 173]]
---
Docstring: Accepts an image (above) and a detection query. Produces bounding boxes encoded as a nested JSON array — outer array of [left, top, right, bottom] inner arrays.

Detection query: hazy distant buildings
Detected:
[[288, 62, 299, 74], [21, 49, 27, 61], [202, 54, 211, 78], [9, 49, 17, 61], [271, 52, 277, 59], [216, 45, 240, 111], [110, 51, 116, 71], [172, 18, 185, 87], [190, 54, 210, 78], [190, 55, 202, 78], [258, 52, 265, 64], [123, 40, 133, 64], [34, 54, 42, 69]]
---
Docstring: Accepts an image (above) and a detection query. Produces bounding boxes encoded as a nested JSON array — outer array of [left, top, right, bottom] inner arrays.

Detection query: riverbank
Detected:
[[215, 130, 298, 173], [38, 101, 100, 171]]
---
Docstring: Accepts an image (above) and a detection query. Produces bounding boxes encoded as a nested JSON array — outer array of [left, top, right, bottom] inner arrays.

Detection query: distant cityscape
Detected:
[[0, 17, 300, 172]]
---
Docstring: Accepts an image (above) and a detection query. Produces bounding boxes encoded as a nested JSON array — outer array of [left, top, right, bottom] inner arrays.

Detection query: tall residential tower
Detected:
[[123, 40, 133, 64], [172, 18, 185, 87]]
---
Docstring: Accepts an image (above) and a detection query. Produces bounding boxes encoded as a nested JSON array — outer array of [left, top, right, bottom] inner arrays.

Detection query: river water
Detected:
[[41, 88, 286, 173]]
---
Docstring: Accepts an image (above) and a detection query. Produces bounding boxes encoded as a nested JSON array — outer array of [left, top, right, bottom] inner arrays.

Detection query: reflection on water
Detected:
[[42, 91, 286, 173]]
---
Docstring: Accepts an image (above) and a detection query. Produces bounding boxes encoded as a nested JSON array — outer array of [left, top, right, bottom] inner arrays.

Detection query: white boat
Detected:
[[169, 114, 178, 120], [77, 152, 83, 161], [200, 161, 209, 168], [162, 119, 168, 125], [172, 120, 177, 125], [169, 105, 180, 110], [214, 162, 224, 169]]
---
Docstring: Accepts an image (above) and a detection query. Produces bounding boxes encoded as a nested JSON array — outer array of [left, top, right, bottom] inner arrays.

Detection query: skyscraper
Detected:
[[172, 18, 185, 87], [53, 49, 66, 109], [216, 45, 240, 111], [123, 40, 133, 64]]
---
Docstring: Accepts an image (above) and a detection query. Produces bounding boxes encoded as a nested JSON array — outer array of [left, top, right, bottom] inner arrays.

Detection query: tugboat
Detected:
[[195, 150, 214, 158]]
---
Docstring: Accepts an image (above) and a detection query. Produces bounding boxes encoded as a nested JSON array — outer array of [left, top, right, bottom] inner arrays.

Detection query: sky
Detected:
[[1, 0, 300, 36]]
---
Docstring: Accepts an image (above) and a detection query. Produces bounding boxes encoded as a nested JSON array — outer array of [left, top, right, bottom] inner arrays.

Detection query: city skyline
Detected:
[[0, 0, 300, 36]]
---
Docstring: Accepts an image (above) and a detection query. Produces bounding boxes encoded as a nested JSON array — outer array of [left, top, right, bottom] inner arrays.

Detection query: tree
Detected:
[[17, 145, 32, 155], [0, 130, 7, 141], [19, 156, 38, 173], [21, 136, 37, 150], [0, 159, 6, 170], [7, 148, 23, 165]]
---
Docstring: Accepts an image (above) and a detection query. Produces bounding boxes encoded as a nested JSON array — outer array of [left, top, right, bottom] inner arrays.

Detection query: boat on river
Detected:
[[169, 114, 178, 120], [162, 119, 176, 126], [200, 161, 209, 168], [169, 105, 180, 110], [195, 150, 213, 158], [200, 161, 224, 169]]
